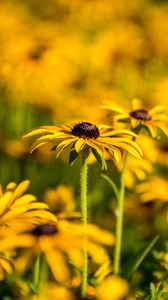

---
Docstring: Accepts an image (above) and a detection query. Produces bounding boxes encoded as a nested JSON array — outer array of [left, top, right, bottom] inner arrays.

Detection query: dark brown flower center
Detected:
[[32, 223, 58, 236], [160, 143, 168, 152], [129, 109, 152, 121], [71, 122, 100, 139], [29, 44, 47, 61]]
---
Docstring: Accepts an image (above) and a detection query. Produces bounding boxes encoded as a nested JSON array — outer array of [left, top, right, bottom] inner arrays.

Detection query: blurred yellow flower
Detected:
[[23, 122, 142, 169], [0, 180, 56, 230], [137, 176, 168, 202], [14, 220, 114, 282], [44, 185, 76, 218], [102, 98, 168, 137], [117, 155, 153, 189]]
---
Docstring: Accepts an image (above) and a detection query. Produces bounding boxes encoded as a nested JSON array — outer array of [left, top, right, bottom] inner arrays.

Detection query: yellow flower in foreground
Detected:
[[102, 98, 168, 138], [0, 180, 56, 230], [137, 176, 168, 202], [78, 275, 129, 300], [13, 220, 114, 282], [96, 275, 129, 300], [23, 122, 142, 169]]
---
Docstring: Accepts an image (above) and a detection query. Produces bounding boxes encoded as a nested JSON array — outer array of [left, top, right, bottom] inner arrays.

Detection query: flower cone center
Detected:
[[29, 44, 47, 61], [130, 109, 151, 121], [160, 143, 168, 152], [32, 223, 58, 236], [71, 122, 100, 139]]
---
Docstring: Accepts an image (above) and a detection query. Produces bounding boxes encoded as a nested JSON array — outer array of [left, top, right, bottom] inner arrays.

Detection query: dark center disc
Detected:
[[32, 223, 58, 236], [129, 109, 151, 121], [71, 122, 100, 139]]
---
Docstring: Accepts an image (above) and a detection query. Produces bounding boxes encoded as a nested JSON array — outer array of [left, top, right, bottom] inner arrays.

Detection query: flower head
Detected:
[[102, 98, 168, 138], [0, 180, 56, 230], [13, 220, 114, 283], [23, 122, 142, 169]]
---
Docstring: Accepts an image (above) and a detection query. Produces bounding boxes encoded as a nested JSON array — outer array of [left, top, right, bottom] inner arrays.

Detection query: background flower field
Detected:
[[0, 0, 168, 299]]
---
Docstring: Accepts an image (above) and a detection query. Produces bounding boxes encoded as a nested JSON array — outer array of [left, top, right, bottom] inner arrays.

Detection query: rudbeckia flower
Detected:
[[0, 180, 56, 230], [137, 176, 168, 202], [23, 122, 142, 169], [102, 98, 168, 138], [13, 220, 114, 283], [44, 185, 80, 219]]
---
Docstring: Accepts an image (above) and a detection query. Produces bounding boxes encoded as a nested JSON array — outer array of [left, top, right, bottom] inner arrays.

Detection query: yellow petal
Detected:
[[100, 130, 137, 138], [86, 140, 104, 158], [74, 138, 86, 153], [0, 257, 14, 275], [12, 180, 30, 200], [146, 125, 157, 138], [45, 249, 69, 282], [157, 124, 168, 137], [55, 138, 76, 157], [22, 126, 60, 138], [149, 105, 165, 115], [132, 98, 143, 110], [0, 235, 35, 250], [11, 194, 37, 209], [0, 191, 13, 216], [131, 118, 140, 128]]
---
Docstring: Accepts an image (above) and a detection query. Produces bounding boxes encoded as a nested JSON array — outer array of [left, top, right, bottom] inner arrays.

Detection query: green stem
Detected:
[[80, 156, 88, 297], [114, 153, 130, 274], [33, 254, 41, 293]]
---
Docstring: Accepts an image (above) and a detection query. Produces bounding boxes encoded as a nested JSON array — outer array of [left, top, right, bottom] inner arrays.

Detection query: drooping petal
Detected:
[[22, 126, 60, 138], [55, 138, 77, 157], [45, 249, 69, 282], [10, 194, 37, 209], [0, 191, 13, 216], [74, 138, 86, 153], [0, 257, 14, 275], [100, 130, 137, 138], [12, 180, 30, 200], [149, 105, 165, 116]]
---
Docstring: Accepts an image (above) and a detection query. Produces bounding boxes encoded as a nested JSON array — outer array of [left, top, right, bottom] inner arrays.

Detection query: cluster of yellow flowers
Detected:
[[0, 0, 168, 299]]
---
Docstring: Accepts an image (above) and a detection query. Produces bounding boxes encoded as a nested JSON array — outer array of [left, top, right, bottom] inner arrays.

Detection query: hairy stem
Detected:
[[80, 156, 88, 297], [114, 153, 130, 274]]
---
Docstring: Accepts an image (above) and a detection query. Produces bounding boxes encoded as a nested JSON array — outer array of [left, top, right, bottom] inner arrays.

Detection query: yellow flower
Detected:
[[102, 98, 168, 138], [136, 176, 168, 202], [117, 155, 153, 188], [13, 220, 114, 283], [44, 185, 79, 219], [23, 122, 142, 169], [77, 275, 129, 300], [0, 180, 56, 230]]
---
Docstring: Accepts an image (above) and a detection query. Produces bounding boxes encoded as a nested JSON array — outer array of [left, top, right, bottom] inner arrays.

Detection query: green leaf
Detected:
[[69, 149, 79, 165], [121, 235, 159, 279], [91, 148, 107, 170]]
